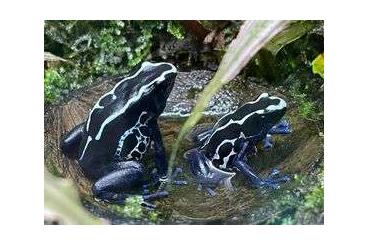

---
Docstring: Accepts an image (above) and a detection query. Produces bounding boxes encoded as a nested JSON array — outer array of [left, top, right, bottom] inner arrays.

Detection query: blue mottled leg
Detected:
[[92, 161, 144, 204], [234, 142, 289, 189], [92, 161, 169, 206], [269, 119, 292, 135], [263, 120, 291, 150]]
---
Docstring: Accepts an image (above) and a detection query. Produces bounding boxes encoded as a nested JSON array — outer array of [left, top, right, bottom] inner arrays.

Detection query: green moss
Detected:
[[148, 211, 159, 223], [259, 170, 324, 225], [44, 20, 186, 105], [167, 21, 185, 40], [44, 68, 68, 104], [108, 196, 160, 223], [289, 86, 322, 122], [109, 196, 143, 219]]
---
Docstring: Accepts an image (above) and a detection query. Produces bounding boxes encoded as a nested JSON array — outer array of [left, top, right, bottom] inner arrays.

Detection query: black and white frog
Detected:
[[60, 61, 184, 205], [184, 93, 292, 196]]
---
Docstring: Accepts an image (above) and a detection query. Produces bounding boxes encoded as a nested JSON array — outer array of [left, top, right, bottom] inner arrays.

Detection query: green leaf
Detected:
[[167, 21, 185, 40], [265, 21, 316, 56], [168, 20, 290, 173], [44, 170, 102, 225], [312, 53, 324, 78]]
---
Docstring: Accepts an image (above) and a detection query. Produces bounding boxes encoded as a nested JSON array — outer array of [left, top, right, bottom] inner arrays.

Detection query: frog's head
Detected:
[[111, 61, 177, 109], [251, 92, 287, 130], [143, 62, 177, 110], [204, 93, 287, 147]]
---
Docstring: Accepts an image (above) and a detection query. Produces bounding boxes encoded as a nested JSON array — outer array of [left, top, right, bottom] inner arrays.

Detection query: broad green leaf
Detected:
[[265, 21, 316, 56], [312, 53, 324, 78], [168, 20, 290, 174]]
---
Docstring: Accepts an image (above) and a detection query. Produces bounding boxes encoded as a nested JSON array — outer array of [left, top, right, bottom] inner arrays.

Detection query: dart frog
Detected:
[[184, 93, 292, 196], [60, 61, 185, 206]]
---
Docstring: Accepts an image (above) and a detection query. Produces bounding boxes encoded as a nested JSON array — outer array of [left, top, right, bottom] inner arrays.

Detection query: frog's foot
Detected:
[[151, 167, 187, 187], [189, 125, 214, 146], [260, 168, 290, 189], [236, 162, 290, 190], [269, 119, 292, 135], [140, 190, 169, 209], [234, 142, 290, 190]]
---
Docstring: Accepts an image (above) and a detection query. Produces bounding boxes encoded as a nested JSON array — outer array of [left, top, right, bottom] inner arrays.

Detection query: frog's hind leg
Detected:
[[234, 141, 289, 189], [92, 161, 168, 205]]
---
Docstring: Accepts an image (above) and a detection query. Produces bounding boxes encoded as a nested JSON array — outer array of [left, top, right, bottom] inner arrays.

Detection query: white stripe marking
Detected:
[[79, 135, 92, 161], [202, 95, 286, 149], [86, 61, 176, 133], [94, 63, 176, 140]]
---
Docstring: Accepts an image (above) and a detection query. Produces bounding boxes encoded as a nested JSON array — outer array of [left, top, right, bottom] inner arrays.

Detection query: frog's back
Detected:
[[199, 93, 283, 169]]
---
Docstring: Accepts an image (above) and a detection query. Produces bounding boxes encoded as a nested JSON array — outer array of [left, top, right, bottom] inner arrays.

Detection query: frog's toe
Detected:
[[261, 169, 290, 189], [263, 134, 274, 150], [206, 187, 217, 197], [269, 119, 292, 135], [141, 201, 156, 209], [267, 168, 280, 178]]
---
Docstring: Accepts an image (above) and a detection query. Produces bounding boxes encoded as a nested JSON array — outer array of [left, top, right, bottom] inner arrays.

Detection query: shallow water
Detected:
[[152, 118, 294, 224], [83, 110, 322, 224]]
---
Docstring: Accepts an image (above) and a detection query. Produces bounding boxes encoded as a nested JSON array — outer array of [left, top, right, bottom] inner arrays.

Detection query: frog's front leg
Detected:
[[149, 121, 186, 185], [234, 141, 290, 189], [92, 161, 168, 205], [60, 122, 85, 159], [269, 119, 292, 135], [149, 120, 168, 179], [263, 120, 292, 149]]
